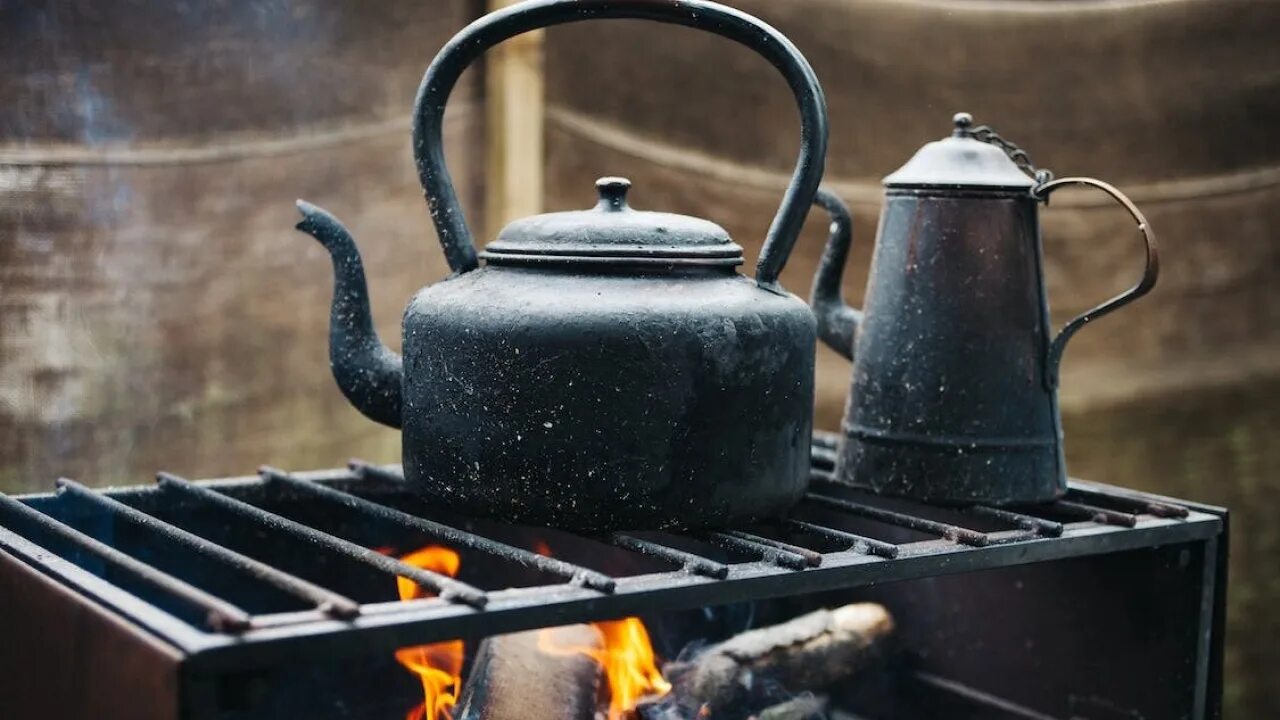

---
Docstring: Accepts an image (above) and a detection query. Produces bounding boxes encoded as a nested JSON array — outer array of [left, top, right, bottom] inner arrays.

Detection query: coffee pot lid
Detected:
[[482, 177, 744, 268], [883, 113, 1038, 190]]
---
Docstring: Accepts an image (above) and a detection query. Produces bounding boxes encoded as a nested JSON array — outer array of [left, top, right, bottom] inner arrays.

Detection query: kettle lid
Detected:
[[482, 177, 744, 268], [883, 113, 1038, 190]]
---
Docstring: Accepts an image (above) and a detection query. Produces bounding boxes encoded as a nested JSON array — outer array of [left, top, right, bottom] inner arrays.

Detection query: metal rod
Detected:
[[809, 444, 839, 471], [609, 534, 729, 579], [784, 519, 900, 558], [967, 505, 1064, 537], [1137, 500, 1189, 519], [804, 492, 991, 546], [1051, 499, 1139, 528], [0, 492, 253, 632], [262, 467, 615, 593], [810, 431, 841, 452], [55, 478, 361, 619], [348, 460, 408, 485], [722, 530, 822, 567], [805, 478, 1054, 539], [810, 467, 837, 483], [912, 671, 1058, 720], [705, 531, 811, 570], [1065, 486, 1189, 519], [156, 473, 488, 608]]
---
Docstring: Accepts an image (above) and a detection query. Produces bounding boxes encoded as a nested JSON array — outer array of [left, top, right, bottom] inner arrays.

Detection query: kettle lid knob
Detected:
[[952, 112, 973, 136], [595, 177, 632, 211]]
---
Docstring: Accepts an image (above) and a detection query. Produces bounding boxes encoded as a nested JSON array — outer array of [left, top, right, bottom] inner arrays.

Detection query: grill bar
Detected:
[[1051, 499, 1139, 528], [784, 519, 900, 558], [262, 467, 616, 593], [0, 492, 253, 632], [810, 467, 838, 482], [912, 671, 1059, 720], [967, 506, 1064, 537], [349, 461, 408, 486], [55, 478, 361, 618], [609, 533, 730, 578], [810, 443, 839, 469], [722, 530, 823, 567], [1066, 486, 1190, 519], [2, 459, 1207, 652], [706, 531, 811, 569], [156, 473, 488, 608], [805, 491, 991, 546]]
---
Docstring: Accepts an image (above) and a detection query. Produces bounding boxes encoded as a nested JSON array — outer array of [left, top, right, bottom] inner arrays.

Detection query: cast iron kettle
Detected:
[[295, 0, 827, 531], [811, 113, 1159, 505]]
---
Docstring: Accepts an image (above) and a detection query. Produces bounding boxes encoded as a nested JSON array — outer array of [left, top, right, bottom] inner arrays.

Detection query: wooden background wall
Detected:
[[0, 0, 478, 491]]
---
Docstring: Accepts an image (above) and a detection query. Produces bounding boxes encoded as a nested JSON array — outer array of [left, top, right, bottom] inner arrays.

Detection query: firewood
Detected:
[[663, 603, 893, 713], [455, 624, 604, 720]]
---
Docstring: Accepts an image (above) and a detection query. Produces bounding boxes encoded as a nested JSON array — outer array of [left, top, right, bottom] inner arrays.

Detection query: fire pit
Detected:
[[0, 433, 1225, 719]]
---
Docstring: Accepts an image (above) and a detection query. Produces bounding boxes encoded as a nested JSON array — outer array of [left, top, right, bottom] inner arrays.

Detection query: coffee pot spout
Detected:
[[809, 188, 862, 361]]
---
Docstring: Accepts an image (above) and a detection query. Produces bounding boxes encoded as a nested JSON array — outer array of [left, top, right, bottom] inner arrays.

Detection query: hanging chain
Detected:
[[956, 113, 1055, 187]]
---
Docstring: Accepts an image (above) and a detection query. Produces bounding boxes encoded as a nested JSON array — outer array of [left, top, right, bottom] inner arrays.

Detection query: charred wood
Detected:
[[663, 603, 893, 715], [455, 624, 604, 720]]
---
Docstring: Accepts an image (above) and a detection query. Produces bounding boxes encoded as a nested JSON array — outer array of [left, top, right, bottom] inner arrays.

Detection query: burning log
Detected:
[[662, 603, 893, 714], [455, 624, 604, 720]]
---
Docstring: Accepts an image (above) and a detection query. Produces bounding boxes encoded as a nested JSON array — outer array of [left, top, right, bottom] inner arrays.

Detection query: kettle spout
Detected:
[[295, 200, 403, 429], [809, 188, 861, 361]]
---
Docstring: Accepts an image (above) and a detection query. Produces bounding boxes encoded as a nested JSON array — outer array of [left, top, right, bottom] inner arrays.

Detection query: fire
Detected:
[[531, 537, 671, 718], [538, 617, 672, 720], [387, 540, 670, 720], [393, 546, 464, 720], [592, 618, 673, 718]]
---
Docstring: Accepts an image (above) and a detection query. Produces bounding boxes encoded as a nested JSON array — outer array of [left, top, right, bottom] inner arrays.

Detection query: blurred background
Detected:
[[0, 0, 1275, 715]]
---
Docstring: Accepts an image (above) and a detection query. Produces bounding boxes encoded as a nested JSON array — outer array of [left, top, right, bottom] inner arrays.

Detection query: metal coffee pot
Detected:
[[295, 0, 827, 530], [810, 113, 1159, 505]]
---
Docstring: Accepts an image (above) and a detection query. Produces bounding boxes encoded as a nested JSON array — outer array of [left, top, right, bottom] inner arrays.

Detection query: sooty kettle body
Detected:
[[294, 0, 829, 531]]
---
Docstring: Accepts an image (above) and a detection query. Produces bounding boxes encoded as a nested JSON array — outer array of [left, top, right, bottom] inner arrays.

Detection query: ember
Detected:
[[394, 546, 465, 720]]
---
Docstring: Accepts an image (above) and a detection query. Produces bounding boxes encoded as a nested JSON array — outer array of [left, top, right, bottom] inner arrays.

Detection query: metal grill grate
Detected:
[[0, 432, 1219, 672]]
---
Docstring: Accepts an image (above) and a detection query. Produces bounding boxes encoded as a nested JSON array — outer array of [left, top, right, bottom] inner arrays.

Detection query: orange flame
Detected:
[[531, 538, 670, 718], [393, 546, 464, 720], [538, 618, 672, 720]]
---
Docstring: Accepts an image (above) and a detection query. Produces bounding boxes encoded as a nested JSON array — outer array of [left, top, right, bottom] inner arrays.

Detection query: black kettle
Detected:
[[811, 113, 1159, 505], [295, 0, 828, 530]]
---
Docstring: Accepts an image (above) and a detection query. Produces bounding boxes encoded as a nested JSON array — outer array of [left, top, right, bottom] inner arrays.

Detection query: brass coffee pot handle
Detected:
[[1034, 177, 1160, 389]]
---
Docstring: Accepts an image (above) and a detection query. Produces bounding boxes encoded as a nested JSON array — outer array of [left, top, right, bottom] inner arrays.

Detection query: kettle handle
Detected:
[[412, 0, 828, 286], [1035, 177, 1160, 389]]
